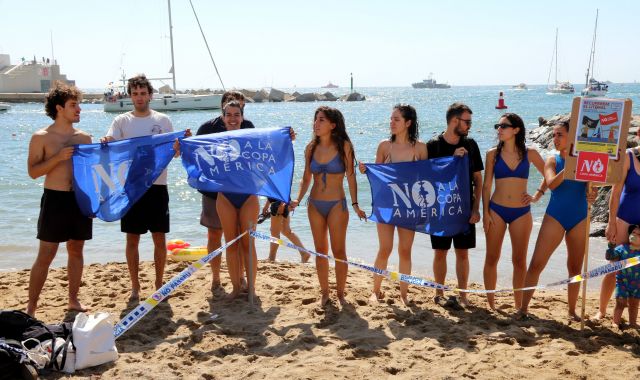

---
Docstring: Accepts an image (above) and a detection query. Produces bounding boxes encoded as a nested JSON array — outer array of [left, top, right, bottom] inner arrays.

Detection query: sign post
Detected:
[[564, 97, 632, 329]]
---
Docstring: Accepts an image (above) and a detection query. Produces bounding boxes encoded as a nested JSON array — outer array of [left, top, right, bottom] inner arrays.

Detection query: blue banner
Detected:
[[365, 156, 470, 236], [72, 131, 183, 221], [180, 127, 294, 203]]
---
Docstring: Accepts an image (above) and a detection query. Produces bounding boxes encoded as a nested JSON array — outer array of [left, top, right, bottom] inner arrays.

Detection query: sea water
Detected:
[[1, 84, 639, 290]]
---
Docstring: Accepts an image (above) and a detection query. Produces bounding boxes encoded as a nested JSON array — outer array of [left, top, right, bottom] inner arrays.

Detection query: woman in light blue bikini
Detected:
[[290, 106, 366, 306], [216, 101, 260, 300], [482, 113, 546, 310], [359, 104, 427, 305], [518, 120, 597, 320]]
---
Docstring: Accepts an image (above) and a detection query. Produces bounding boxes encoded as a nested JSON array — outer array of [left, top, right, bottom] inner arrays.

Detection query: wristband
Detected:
[[352, 202, 359, 206], [536, 188, 545, 195]]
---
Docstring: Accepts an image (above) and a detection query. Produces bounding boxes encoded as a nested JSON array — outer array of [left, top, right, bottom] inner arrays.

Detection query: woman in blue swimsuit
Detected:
[[216, 101, 260, 300], [290, 106, 366, 306], [518, 120, 598, 321], [594, 135, 640, 320], [358, 104, 428, 305], [482, 113, 546, 310]]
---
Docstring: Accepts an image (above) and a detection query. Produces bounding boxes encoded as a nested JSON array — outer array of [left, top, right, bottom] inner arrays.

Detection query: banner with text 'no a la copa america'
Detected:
[[179, 127, 294, 203], [365, 156, 470, 236], [72, 131, 184, 222]]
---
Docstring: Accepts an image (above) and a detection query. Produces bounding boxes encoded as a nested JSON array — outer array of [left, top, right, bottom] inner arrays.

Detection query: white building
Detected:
[[0, 54, 75, 93]]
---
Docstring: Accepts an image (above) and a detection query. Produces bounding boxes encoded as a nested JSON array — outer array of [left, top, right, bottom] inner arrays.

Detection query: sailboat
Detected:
[[104, 0, 222, 112], [581, 10, 608, 97], [546, 28, 574, 94]]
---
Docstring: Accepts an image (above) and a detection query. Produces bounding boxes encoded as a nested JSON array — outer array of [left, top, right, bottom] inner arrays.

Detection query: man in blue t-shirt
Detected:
[[426, 102, 484, 309]]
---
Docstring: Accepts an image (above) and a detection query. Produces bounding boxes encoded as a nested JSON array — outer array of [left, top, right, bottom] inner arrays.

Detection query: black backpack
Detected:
[[0, 340, 38, 380], [0, 310, 73, 372]]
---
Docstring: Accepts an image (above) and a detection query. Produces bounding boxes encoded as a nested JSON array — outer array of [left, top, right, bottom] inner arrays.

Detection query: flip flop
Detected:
[[444, 296, 464, 311]]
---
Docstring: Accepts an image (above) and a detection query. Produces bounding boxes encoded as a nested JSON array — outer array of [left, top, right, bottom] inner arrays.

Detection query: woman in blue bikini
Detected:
[[290, 106, 366, 306], [482, 113, 546, 310], [518, 120, 597, 320], [216, 101, 260, 300], [359, 104, 427, 305]]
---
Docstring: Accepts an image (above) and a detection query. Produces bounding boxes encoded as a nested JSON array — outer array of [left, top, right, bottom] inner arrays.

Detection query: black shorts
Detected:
[[37, 189, 92, 243], [430, 224, 476, 250], [269, 200, 289, 218], [200, 194, 222, 229], [121, 185, 170, 234]]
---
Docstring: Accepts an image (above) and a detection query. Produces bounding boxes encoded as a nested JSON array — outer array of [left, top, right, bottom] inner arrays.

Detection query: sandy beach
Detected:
[[1, 258, 638, 379]]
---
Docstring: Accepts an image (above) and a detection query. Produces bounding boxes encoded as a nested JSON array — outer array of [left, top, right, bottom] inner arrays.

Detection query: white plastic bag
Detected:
[[72, 312, 118, 370], [23, 337, 75, 373]]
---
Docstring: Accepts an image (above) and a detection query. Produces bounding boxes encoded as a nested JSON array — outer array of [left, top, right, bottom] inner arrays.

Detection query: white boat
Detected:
[[581, 10, 608, 97], [0, 103, 10, 111], [546, 28, 574, 94], [104, 0, 222, 112], [512, 83, 528, 90]]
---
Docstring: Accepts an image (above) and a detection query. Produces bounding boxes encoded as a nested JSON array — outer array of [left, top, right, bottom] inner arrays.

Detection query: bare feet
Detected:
[[300, 252, 311, 264], [514, 309, 533, 321], [268, 254, 276, 262], [226, 288, 243, 300], [129, 289, 140, 302], [369, 291, 384, 304], [210, 279, 221, 291], [240, 277, 248, 292], [67, 300, 89, 313], [337, 294, 349, 306], [459, 294, 470, 308], [319, 292, 330, 307], [591, 311, 606, 322], [568, 312, 582, 323], [400, 295, 411, 306], [25, 304, 36, 317]]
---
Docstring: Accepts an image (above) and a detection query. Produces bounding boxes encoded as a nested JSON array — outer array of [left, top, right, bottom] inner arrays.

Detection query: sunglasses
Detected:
[[457, 117, 472, 126], [494, 123, 514, 130]]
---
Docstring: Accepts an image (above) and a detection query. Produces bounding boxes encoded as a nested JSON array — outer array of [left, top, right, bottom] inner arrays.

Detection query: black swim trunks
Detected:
[[269, 199, 289, 218], [37, 189, 92, 243], [121, 185, 170, 234], [430, 224, 476, 250]]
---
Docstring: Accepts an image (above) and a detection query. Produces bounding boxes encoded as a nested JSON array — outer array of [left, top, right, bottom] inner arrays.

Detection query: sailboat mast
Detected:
[[167, 0, 177, 95], [591, 9, 599, 83], [585, 9, 599, 88], [554, 28, 558, 85]]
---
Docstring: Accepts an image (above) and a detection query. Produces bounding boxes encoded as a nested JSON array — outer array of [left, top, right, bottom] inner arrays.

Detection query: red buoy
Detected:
[[495, 91, 508, 109]]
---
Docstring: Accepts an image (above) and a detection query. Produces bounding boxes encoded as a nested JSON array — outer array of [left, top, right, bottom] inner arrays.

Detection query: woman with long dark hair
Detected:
[[290, 106, 366, 306], [359, 104, 427, 305], [482, 113, 546, 310]]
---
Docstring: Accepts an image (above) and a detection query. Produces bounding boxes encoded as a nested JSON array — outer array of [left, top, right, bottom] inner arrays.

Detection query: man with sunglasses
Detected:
[[426, 102, 483, 309]]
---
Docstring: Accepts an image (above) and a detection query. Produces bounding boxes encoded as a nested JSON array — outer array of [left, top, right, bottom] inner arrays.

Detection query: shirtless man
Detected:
[[26, 82, 92, 316]]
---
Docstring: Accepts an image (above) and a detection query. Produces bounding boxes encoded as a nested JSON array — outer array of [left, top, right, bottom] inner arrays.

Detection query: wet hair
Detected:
[[127, 74, 154, 95], [446, 102, 473, 124], [221, 91, 245, 108], [308, 106, 355, 170], [44, 81, 82, 120], [222, 100, 243, 116], [495, 113, 527, 161], [390, 104, 419, 143], [554, 119, 570, 132], [629, 224, 640, 236]]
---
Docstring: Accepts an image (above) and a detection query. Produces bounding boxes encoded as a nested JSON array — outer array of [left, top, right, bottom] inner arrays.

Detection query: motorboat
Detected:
[[412, 73, 450, 89], [512, 83, 528, 90], [0, 103, 10, 112]]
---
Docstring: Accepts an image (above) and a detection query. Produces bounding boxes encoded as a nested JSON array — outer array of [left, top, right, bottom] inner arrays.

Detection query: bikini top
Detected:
[[384, 142, 419, 163], [310, 154, 345, 189], [623, 149, 640, 194], [494, 152, 529, 179]]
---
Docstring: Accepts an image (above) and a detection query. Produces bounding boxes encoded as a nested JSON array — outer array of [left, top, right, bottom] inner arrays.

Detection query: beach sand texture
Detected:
[[1, 259, 639, 379]]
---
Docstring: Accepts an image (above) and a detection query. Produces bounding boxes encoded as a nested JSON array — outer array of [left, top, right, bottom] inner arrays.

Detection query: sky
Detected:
[[1, 0, 638, 90]]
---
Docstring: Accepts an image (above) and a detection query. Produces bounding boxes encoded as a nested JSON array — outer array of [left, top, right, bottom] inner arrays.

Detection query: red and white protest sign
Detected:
[[575, 151, 609, 183], [599, 112, 618, 125]]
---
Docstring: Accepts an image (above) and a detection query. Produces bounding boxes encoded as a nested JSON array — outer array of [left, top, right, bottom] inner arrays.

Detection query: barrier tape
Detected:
[[251, 231, 640, 294], [114, 231, 247, 339]]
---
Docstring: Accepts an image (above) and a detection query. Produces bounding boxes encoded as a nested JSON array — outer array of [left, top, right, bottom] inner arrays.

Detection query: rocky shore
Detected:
[[529, 113, 640, 236]]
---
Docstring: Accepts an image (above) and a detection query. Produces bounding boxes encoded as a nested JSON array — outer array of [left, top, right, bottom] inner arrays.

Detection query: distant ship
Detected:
[[322, 82, 339, 88], [512, 83, 528, 90], [412, 73, 450, 89]]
